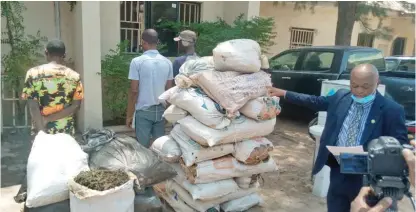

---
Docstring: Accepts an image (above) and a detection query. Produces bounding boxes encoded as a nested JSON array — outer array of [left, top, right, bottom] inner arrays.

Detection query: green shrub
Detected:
[[101, 41, 166, 124], [157, 15, 277, 56], [101, 41, 140, 123]]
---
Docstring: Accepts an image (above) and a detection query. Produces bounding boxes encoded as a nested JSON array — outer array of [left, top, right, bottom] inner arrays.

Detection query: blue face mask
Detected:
[[351, 92, 376, 104]]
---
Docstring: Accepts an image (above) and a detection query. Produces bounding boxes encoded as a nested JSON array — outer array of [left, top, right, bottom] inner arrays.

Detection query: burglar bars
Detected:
[[120, 1, 144, 53], [289, 27, 315, 49], [179, 2, 201, 25], [1, 76, 30, 130]]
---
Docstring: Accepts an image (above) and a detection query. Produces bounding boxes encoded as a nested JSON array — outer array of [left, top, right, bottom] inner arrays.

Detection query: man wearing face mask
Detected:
[[267, 64, 408, 212], [172, 30, 198, 78]]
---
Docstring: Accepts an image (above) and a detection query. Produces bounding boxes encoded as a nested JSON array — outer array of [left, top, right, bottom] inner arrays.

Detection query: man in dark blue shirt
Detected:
[[173, 30, 198, 78]]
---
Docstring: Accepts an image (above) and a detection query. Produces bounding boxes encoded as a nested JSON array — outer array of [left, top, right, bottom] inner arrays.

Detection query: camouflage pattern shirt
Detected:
[[21, 63, 84, 136]]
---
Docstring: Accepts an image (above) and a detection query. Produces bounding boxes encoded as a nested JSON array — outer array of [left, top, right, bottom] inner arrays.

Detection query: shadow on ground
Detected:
[[1, 131, 31, 188]]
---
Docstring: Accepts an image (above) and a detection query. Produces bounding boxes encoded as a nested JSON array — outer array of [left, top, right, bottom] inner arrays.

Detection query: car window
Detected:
[[270, 51, 301, 71], [346, 51, 385, 72], [385, 59, 399, 72], [301, 52, 334, 71], [397, 59, 415, 72]]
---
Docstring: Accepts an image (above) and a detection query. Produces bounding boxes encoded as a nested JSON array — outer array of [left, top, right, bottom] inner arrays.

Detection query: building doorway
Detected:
[[391, 37, 406, 56]]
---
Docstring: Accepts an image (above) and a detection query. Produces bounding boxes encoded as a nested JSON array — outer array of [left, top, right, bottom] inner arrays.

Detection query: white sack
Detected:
[[220, 193, 263, 212], [163, 105, 188, 123], [190, 70, 272, 117], [158, 86, 179, 106], [165, 180, 255, 212], [233, 137, 274, 165], [68, 173, 135, 212], [169, 88, 231, 129], [26, 131, 89, 208], [178, 115, 276, 147], [181, 155, 278, 184], [234, 176, 251, 189], [153, 183, 196, 212], [235, 175, 262, 189], [212, 39, 261, 73], [170, 124, 234, 166], [171, 163, 239, 201], [240, 96, 281, 120], [175, 56, 214, 88], [150, 135, 182, 163]]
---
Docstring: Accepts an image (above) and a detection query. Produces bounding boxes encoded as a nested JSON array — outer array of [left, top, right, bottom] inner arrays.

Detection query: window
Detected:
[[357, 33, 374, 47], [120, 1, 145, 53], [289, 27, 315, 49], [397, 59, 415, 72], [301, 52, 334, 71], [179, 2, 201, 25], [391, 37, 406, 55], [347, 51, 385, 72], [120, 1, 201, 56], [270, 51, 301, 70], [385, 59, 399, 72]]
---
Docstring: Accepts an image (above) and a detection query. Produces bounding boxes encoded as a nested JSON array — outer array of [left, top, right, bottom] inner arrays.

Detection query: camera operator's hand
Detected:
[[351, 187, 392, 212], [402, 140, 415, 187]]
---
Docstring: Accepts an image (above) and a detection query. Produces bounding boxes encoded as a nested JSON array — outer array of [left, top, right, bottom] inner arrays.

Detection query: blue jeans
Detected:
[[134, 104, 165, 148]]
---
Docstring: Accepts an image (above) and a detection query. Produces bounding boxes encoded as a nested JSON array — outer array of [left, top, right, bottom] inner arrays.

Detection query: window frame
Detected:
[[179, 1, 202, 25], [269, 50, 302, 71], [120, 1, 146, 54], [357, 33, 375, 47], [299, 51, 336, 73], [345, 50, 386, 72], [396, 59, 416, 73], [120, 1, 201, 56], [289, 27, 315, 49]]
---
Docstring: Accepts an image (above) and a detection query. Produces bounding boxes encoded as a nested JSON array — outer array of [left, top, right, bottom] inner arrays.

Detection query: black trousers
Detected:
[[326, 163, 363, 212]]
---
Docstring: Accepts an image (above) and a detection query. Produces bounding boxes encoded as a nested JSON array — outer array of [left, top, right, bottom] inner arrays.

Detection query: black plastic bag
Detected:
[[134, 187, 163, 212], [86, 130, 177, 187]]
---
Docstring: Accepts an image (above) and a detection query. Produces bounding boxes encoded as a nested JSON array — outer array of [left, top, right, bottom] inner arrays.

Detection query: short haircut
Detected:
[[142, 29, 159, 45], [46, 39, 66, 56]]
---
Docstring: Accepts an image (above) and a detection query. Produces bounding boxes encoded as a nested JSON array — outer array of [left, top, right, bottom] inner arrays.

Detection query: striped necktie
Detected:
[[346, 104, 365, 146]]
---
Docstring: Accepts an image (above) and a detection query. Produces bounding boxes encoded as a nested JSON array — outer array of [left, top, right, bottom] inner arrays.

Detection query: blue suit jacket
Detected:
[[285, 89, 408, 175]]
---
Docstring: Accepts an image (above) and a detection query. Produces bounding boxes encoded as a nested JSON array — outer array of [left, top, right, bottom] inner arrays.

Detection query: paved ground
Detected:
[[1, 119, 414, 212], [1, 130, 31, 211]]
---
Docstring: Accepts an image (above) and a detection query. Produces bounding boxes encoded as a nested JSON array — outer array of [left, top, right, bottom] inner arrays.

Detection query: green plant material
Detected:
[[74, 169, 129, 191], [157, 15, 277, 56], [101, 41, 140, 122], [1, 2, 46, 88], [101, 40, 167, 124], [1, 1, 47, 124]]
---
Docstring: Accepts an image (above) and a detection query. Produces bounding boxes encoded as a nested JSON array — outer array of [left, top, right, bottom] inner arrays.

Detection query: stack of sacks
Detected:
[[153, 39, 281, 212]]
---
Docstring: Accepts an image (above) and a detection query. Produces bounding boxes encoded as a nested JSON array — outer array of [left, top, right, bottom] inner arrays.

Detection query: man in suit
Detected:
[[267, 64, 408, 212]]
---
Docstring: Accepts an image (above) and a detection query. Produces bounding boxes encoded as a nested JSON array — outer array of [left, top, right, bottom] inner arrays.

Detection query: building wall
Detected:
[[100, 1, 121, 56], [260, 2, 338, 56], [200, 1, 224, 22], [260, 2, 415, 57], [1, 2, 58, 59]]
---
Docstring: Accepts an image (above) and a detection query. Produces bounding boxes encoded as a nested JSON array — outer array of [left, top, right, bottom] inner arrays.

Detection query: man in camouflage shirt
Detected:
[[16, 39, 83, 206], [21, 39, 83, 137]]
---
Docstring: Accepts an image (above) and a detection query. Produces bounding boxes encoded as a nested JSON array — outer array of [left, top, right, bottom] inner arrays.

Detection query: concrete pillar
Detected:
[[73, 1, 103, 131], [247, 1, 260, 20], [223, 1, 260, 24]]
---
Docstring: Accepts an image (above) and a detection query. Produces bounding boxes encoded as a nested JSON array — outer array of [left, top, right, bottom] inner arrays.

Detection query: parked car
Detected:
[[385, 56, 415, 72], [269, 46, 415, 133]]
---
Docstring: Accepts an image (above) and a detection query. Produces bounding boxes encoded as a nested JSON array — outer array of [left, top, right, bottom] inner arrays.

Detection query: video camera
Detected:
[[339, 136, 415, 212]]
